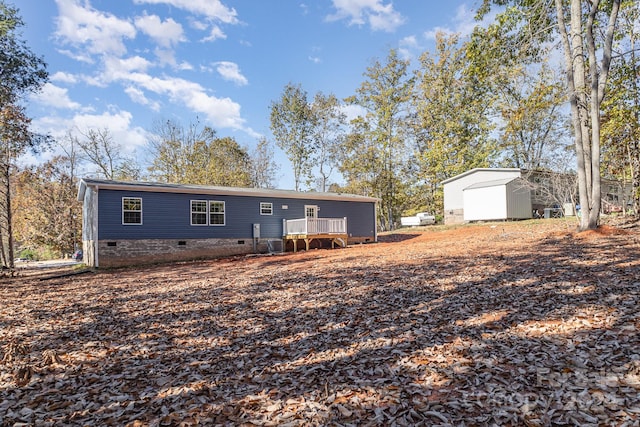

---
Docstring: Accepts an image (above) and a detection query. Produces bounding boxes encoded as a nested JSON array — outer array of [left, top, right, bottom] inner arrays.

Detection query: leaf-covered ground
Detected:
[[1, 219, 639, 426]]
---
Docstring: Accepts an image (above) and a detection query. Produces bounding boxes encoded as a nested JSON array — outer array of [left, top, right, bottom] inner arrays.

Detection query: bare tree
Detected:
[[250, 137, 279, 189], [76, 128, 140, 180]]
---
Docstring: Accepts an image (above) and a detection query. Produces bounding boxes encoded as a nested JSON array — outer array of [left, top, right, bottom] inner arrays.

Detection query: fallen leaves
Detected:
[[1, 219, 640, 425]]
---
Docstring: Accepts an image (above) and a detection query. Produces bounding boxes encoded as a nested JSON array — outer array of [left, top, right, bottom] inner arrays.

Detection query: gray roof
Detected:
[[77, 178, 379, 203], [440, 168, 522, 185], [463, 177, 521, 190]]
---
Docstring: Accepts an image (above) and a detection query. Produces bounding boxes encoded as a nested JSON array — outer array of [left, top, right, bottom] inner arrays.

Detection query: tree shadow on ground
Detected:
[[1, 229, 639, 425]]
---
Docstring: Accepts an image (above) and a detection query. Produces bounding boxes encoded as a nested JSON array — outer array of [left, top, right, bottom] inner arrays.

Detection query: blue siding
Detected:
[[97, 189, 376, 240]]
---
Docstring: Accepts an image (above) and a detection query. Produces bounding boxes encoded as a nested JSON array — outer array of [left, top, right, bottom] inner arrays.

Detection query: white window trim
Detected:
[[209, 200, 226, 226], [260, 202, 273, 215], [122, 197, 143, 225], [190, 200, 208, 226]]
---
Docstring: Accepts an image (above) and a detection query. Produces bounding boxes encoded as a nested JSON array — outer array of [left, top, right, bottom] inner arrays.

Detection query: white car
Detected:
[[400, 212, 436, 227]]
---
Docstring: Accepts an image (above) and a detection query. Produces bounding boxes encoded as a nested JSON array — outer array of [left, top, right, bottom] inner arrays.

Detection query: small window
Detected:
[[191, 200, 208, 225], [209, 201, 225, 226], [122, 197, 142, 225], [260, 202, 273, 215]]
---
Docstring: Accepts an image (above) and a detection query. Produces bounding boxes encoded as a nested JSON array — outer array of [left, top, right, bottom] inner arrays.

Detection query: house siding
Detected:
[[78, 180, 378, 267], [97, 189, 376, 240]]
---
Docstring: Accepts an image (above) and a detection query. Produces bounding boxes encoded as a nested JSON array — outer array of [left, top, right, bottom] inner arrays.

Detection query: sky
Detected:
[[17, 0, 489, 189]]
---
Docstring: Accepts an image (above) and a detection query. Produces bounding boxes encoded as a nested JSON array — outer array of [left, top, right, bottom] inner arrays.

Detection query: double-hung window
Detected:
[[260, 202, 273, 215], [191, 200, 225, 226], [191, 200, 208, 225], [122, 197, 142, 225], [209, 201, 225, 225]]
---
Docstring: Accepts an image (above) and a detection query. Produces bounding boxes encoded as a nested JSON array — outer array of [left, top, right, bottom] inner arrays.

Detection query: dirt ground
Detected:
[[1, 217, 639, 426]]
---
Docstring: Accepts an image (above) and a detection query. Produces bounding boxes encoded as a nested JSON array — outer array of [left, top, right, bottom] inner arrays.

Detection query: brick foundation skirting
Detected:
[[95, 238, 263, 267], [89, 235, 377, 267]]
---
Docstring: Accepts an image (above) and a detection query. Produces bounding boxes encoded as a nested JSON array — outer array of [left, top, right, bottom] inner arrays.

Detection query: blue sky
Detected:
[[17, 0, 488, 189]]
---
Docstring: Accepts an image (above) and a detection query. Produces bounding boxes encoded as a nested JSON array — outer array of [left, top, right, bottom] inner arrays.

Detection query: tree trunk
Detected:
[[586, 0, 602, 229], [556, 0, 590, 230], [556, 0, 620, 230], [0, 162, 10, 268], [4, 164, 14, 268]]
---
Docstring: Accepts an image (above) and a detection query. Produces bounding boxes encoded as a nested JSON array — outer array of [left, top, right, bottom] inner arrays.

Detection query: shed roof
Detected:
[[77, 178, 379, 203], [463, 177, 520, 190], [440, 168, 522, 185]]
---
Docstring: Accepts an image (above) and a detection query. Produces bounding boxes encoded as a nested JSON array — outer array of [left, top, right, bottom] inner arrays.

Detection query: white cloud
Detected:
[[133, 0, 238, 23], [367, 3, 405, 32], [74, 112, 150, 154], [213, 61, 248, 86], [201, 25, 227, 42], [308, 56, 322, 64], [125, 86, 161, 111], [102, 55, 152, 83], [326, 0, 405, 32], [56, 48, 94, 64], [153, 48, 178, 67], [189, 19, 208, 31], [177, 61, 194, 71], [54, 0, 136, 56], [340, 104, 367, 122], [30, 110, 149, 153], [424, 4, 485, 40], [31, 83, 81, 110], [124, 72, 249, 131], [51, 71, 79, 84], [134, 14, 185, 48], [398, 35, 419, 60], [134, 0, 238, 41]]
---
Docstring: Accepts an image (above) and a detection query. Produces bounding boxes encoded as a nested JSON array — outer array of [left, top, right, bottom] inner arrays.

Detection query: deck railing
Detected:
[[283, 217, 347, 236]]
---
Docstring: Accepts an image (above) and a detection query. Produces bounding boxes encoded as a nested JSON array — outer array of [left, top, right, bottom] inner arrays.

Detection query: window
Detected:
[[122, 197, 142, 225], [191, 200, 208, 225], [191, 200, 225, 225], [209, 201, 225, 225], [260, 202, 273, 215]]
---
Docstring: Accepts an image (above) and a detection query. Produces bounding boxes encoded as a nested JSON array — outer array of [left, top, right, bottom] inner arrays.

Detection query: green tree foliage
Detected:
[[342, 49, 414, 230], [0, 2, 47, 106], [496, 63, 572, 170], [601, 0, 640, 214], [203, 136, 254, 187], [270, 83, 315, 191], [13, 155, 81, 257], [412, 33, 497, 215], [148, 119, 254, 187], [0, 1, 48, 267], [310, 92, 346, 192], [476, 0, 622, 230], [0, 104, 31, 267]]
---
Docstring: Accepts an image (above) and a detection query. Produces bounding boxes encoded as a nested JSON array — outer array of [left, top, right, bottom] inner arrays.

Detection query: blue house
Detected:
[[77, 178, 378, 267]]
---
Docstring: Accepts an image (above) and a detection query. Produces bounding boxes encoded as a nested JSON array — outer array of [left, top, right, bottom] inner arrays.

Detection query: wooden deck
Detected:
[[283, 218, 348, 252]]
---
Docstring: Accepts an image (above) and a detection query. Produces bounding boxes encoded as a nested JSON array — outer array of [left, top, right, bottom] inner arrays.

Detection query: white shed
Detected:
[[463, 177, 532, 222], [442, 168, 522, 224]]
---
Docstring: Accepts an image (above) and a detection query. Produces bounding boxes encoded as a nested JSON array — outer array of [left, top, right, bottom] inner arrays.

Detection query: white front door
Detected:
[[305, 205, 318, 219]]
